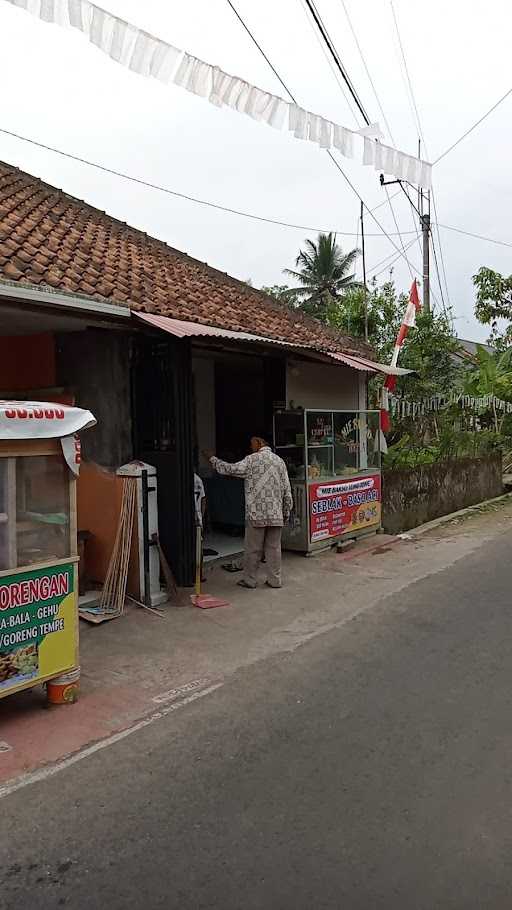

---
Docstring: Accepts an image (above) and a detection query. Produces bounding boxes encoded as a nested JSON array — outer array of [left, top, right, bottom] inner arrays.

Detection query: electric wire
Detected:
[[302, 0, 371, 124], [224, 0, 423, 280], [385, 185, 414, 281], [336, 0, 422, 266], [303, 0, 417, 280], [388, 0, 452, 317], [389, 0, 424, 142], [224, 0, 295, 103], [2, 124, 510, 253], [430, 229, 448, 314], [338, 0, 395, 144], [0, 125, 417, 238], [367, 235, 419, 277], [436, 222, 512, 249], [433, 87, 512, 166], [299, 0, 360, 127]]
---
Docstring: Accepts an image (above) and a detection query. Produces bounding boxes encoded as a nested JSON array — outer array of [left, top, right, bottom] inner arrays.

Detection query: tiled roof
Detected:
[[0, 161, 370, 356]]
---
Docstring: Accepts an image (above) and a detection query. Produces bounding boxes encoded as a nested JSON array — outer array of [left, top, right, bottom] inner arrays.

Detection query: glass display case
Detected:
[[274, 409, 382, 552], [0, 439, 78, 699]]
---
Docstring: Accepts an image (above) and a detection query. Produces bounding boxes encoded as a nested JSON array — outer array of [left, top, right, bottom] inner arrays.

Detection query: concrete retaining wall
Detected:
[[382, 454, 503, 534]]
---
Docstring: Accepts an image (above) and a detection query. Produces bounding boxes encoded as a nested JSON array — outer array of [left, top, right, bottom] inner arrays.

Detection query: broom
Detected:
[[99, 476, 137, 615]]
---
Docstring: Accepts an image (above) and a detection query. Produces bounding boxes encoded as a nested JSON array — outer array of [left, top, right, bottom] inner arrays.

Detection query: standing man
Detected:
[[206, 436, 293, 589]]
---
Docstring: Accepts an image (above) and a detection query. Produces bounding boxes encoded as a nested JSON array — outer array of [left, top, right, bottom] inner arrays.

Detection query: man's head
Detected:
[[250, 436, 269, 453]]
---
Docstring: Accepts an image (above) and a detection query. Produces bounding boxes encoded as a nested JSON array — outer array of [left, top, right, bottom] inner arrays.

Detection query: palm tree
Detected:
[[283, 232, 360, 322]]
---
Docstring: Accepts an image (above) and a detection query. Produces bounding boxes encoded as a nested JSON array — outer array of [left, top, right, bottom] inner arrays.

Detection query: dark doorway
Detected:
[[215, 358, 264, 461], [132, 334, 195, 586]]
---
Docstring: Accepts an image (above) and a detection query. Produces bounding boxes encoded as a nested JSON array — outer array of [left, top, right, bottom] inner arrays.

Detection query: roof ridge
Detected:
[[0, 159, 372, 357]]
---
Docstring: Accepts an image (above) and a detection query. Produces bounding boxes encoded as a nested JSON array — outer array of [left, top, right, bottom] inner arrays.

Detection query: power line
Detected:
[[302, 0, 370, 125], [385, 185, 414, 281], [433, 87, 512, 166], [3, 123, 510, 254], [430, 229, 448, 315], [0, 124, 417, 238], [299, 0, 360, 127], [437, 222, 512, 249], [224, 0, 295, 103], [338, 0, 395, 144], [367, 235, 419, 277], [430, 190, 452, 316], [295, 0, 419, 277], [388, 0, 452, 318], [224, 0, 423, 280], [389, 0, 424, 144], [338, 0, 422, 261]]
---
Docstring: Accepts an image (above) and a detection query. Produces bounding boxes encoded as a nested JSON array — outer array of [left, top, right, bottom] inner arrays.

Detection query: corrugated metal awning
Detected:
[[326, 351, 412, 376], [133, 311, 412, 377], [133, 311, 295, 347]]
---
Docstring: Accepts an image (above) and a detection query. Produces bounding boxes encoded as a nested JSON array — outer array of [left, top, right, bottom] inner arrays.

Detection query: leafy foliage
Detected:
[[473, 266, 512, 349], [463, 344, 512, 431], [383, 429, 502, 468], [283, 232, 360, 321], [261, 284, 293, 304]]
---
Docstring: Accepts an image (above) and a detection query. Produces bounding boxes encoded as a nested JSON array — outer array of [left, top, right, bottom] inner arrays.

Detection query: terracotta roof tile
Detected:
[[0, 161, 371, 357]]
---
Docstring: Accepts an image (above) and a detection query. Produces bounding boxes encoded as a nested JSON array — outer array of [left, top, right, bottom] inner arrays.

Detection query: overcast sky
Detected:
[[0, 0, 510, 341]]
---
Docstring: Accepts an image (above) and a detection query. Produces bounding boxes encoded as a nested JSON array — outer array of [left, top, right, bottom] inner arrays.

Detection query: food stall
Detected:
[[274, 408, 381, 553], [0, 402, 95, 700]]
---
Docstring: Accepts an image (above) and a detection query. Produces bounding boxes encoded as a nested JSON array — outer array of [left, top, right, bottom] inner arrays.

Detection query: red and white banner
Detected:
[[380, 280, 421, 434], [309, 473, 381, 542]]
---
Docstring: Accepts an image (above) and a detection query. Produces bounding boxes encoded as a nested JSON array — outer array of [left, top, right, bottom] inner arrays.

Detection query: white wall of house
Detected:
[[286, 359, 366, 411]]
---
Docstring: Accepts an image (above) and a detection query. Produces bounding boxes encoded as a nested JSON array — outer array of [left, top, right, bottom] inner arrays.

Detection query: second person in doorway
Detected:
[[205, 436, 293, 589]]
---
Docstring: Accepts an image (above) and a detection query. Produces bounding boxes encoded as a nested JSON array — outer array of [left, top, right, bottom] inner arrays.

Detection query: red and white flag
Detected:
[[380, 279, 421, 434]]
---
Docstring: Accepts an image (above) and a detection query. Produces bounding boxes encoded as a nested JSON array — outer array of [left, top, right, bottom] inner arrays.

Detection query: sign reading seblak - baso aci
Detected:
[[0, 563, 76, 696], [309, 473, 381, 542]]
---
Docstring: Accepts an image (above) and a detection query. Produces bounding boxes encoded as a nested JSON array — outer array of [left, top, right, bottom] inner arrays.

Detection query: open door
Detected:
[[132, 334, 195, 586]]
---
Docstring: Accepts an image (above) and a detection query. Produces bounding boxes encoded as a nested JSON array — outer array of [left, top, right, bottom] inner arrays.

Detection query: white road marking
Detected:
[[152, 677, 213, 704], [0, 682, 223, 800], [0, 741, 13, 753]]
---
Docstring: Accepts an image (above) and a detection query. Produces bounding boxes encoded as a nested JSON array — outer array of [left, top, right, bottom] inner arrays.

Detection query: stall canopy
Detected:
[[132, 312, 412, 377], [0, 402, 97, 475]]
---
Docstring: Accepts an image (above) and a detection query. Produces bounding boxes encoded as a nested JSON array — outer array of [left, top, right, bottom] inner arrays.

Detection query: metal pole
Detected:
[[417, 138, 421, 219], [360, 200, 368, 341], [421, 211, 430, 315], [141, 468, 151, 607]]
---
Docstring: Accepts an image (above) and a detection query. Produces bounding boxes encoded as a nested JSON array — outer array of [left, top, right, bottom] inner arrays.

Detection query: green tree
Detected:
[[464, 344, 512, 432], [283, 232, 360, 321], [261, 284, 293, 304], [329, 280, 405, 354], [473, 266, 512, 349]]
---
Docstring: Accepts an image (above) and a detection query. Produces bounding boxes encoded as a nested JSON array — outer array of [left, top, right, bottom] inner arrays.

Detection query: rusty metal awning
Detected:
[[326, 351, 412, 376], [132, 311, 412, 377]]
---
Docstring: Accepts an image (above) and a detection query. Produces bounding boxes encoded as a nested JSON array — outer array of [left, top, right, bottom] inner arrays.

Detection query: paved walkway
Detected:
[[1, 502, 512, 788]]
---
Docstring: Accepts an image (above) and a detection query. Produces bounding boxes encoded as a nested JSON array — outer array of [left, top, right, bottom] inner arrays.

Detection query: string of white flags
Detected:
[[390, 392, 512, 420], [3, 0, 432, 189]]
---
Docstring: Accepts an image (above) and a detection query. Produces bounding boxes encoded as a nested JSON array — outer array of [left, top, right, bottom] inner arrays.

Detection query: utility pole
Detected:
[[360, 200, 368, 342], [421, 209, 430, 315]]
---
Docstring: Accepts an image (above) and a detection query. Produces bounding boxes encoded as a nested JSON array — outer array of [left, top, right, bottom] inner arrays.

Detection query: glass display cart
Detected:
[[0, 402, 95, 700], [274, 408, 382, 553]]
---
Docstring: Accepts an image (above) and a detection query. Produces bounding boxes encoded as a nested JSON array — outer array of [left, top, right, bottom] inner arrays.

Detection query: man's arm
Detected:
[[281, 462, 293, 519], [210, 455, 250, 478]]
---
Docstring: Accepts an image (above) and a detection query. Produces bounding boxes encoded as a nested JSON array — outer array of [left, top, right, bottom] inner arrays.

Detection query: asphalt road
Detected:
[[3, 529, 512, 909]]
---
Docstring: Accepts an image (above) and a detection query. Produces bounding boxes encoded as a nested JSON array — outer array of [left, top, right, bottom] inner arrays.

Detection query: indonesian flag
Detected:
[[380, 279, 421, 434]]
